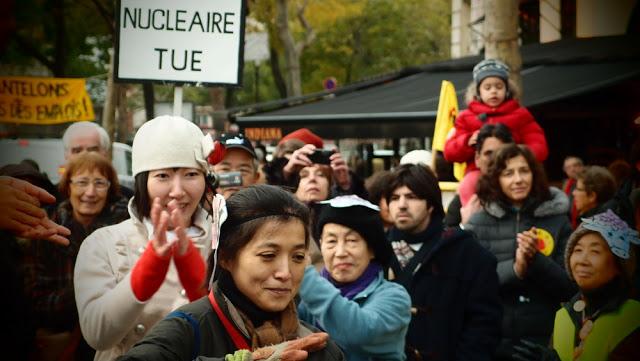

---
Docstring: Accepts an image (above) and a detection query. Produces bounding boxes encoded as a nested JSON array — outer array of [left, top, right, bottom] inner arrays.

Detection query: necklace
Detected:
[[572, 297, 604, 360]]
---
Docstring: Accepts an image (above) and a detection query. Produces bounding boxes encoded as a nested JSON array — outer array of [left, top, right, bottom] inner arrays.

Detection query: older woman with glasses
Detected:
[[28, 151, 129, 361]]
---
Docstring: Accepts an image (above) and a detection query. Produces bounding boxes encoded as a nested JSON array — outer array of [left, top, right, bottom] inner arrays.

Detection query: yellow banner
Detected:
[[0, 76, 95, 124], [432, 80, 458, 152], [432, 80, 465, 181]]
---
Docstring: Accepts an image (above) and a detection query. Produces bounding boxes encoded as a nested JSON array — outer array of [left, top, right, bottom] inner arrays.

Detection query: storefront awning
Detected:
[[233, 36, 640, 139]]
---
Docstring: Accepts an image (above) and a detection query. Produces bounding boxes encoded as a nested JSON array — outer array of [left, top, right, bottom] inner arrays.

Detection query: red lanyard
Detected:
[[208, 290, 251, 350]]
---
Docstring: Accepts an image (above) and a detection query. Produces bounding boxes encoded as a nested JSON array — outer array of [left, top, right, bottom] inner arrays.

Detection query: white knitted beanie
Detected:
[[132, 115, 214, 176]]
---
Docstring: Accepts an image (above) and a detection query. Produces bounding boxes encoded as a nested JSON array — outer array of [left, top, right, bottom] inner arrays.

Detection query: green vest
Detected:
[[552, 299, 640, 361]]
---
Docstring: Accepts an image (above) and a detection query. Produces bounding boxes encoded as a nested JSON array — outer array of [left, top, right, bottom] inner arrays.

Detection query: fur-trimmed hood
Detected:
[[483, 187, 569, 219]]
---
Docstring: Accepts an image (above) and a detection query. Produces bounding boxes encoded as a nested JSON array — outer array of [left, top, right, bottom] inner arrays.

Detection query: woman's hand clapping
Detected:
[[514, 227, 539, 279], [150, 197, 192, 257]]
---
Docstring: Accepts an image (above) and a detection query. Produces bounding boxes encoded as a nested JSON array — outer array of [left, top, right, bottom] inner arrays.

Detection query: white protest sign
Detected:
[[115, 0, 245, 85]]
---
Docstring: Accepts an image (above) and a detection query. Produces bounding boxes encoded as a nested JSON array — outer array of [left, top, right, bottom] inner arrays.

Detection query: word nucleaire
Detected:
[[123, 8, 236, 34]]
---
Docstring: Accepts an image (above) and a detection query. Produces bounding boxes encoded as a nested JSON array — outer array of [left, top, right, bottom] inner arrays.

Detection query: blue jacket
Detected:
[[298, 266, 411, 361]]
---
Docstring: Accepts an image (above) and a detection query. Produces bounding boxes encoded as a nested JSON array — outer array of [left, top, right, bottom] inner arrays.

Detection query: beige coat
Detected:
[[74, 200, 212, 361]]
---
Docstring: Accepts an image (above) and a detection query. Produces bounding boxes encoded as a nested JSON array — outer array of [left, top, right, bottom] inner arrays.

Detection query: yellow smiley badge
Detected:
[[536, 228, 555, 256]]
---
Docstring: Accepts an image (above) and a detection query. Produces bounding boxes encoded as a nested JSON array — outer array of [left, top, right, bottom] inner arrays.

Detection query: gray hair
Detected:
[[62, 121, 111, 153]]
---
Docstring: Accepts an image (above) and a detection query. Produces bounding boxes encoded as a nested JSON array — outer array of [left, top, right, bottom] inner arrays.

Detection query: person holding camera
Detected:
[[287, 144, 367, 200], [212, 133, 260, 199], [263, 128, 367, 199]]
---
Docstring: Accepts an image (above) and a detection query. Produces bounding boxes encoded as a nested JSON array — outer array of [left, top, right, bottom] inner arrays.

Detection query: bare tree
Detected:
[[274, 0, 315, 97], [483, 0, 522, 92], [103, 51, 117, 143], [209, 87, 227, 132]]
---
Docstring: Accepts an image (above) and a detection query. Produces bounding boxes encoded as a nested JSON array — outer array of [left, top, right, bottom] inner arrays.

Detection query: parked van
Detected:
[[0, 138, 133, 188]]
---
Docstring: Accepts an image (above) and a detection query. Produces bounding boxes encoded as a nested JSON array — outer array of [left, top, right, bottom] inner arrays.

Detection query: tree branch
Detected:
[[89, 0, 115, 35], [295, 0, 315, 55], [13, 33, 55, 72]]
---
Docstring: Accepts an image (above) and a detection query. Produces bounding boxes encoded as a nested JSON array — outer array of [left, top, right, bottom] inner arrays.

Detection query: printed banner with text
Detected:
[[0, 76, 95, 124]]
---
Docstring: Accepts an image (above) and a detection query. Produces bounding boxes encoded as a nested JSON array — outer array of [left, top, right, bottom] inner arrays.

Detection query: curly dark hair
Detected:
[[476, 144, 551, 207]]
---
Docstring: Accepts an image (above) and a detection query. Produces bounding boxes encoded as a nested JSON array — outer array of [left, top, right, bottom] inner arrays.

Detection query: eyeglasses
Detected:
[[70, 178, 111, 191], [574, 187, 587, 192]]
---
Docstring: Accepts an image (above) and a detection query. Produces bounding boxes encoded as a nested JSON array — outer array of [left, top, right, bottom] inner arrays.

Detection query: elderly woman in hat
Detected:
[[297, 195, 411, 361], [74, 116, 218, 361], [514, 210, 640, 360]]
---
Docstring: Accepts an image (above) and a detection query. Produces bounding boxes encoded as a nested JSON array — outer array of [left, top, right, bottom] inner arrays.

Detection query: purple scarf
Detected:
[[320, 262, 382, 300]]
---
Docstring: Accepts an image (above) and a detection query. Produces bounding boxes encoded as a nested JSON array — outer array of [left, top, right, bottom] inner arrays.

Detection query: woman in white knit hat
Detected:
[[73, 115, 219, 361]]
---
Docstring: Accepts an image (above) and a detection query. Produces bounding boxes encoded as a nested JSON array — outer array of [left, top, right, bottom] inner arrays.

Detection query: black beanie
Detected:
[[315, 196, 393, 268]]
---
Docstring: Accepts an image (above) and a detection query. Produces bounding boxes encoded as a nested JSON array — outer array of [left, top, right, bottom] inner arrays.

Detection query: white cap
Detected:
[[132, 115, 214, 176], [400, 149, 433, 167]]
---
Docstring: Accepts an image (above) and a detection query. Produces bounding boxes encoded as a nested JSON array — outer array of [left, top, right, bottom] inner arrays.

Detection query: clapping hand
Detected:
[[150, 198, 191, 257], [514, 227, 538, 278]]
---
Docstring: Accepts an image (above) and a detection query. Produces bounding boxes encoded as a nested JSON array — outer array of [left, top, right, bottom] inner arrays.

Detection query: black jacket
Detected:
[[118, 287, 344, 361], [388, 224, 502, 361], [465, 187, 577, 359], [444, 194, 462, 227]]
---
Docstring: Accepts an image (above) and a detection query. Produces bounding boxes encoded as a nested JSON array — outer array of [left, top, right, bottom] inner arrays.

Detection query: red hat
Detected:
[[279, 128, 323, 148]]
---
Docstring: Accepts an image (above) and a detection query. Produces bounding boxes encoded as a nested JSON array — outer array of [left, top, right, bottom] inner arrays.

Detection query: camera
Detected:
[[218, 171, 243, 188], [308, 149, 333, 165]]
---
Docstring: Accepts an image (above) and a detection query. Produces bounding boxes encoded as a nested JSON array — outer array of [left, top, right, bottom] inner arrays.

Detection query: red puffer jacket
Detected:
[[444, 99, 548, 173]]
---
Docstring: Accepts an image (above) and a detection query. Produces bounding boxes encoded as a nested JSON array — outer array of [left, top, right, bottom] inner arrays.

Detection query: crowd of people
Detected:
[[1, 58, 639, 361]]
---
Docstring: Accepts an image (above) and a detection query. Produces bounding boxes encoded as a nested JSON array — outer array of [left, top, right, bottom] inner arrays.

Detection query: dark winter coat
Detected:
[[387, 224, 502, 361], [118, 286, 345, 361], [1, 231, 34, 361], [29, 197, 129, 331], [465, 187, 577, 359], [444, 194, 463, 227]]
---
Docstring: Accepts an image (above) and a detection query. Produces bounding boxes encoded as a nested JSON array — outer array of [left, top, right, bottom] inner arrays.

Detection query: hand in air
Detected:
[[330, 151, 350, 190], [0, 176, 70, 245], [283, 144, 316, 178]]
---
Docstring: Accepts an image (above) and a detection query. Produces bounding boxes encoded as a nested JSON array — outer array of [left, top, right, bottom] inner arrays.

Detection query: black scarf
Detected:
[[387, 215, 445, 288], [387, 214, 444, 245]]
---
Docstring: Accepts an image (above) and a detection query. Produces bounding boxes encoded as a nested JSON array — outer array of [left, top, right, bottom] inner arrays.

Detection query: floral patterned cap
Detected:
[[580, 209, 640, 259]]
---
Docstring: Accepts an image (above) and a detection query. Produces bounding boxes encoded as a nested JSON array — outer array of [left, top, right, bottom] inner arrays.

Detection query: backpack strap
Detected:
[[166, 311, 201, 360]]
